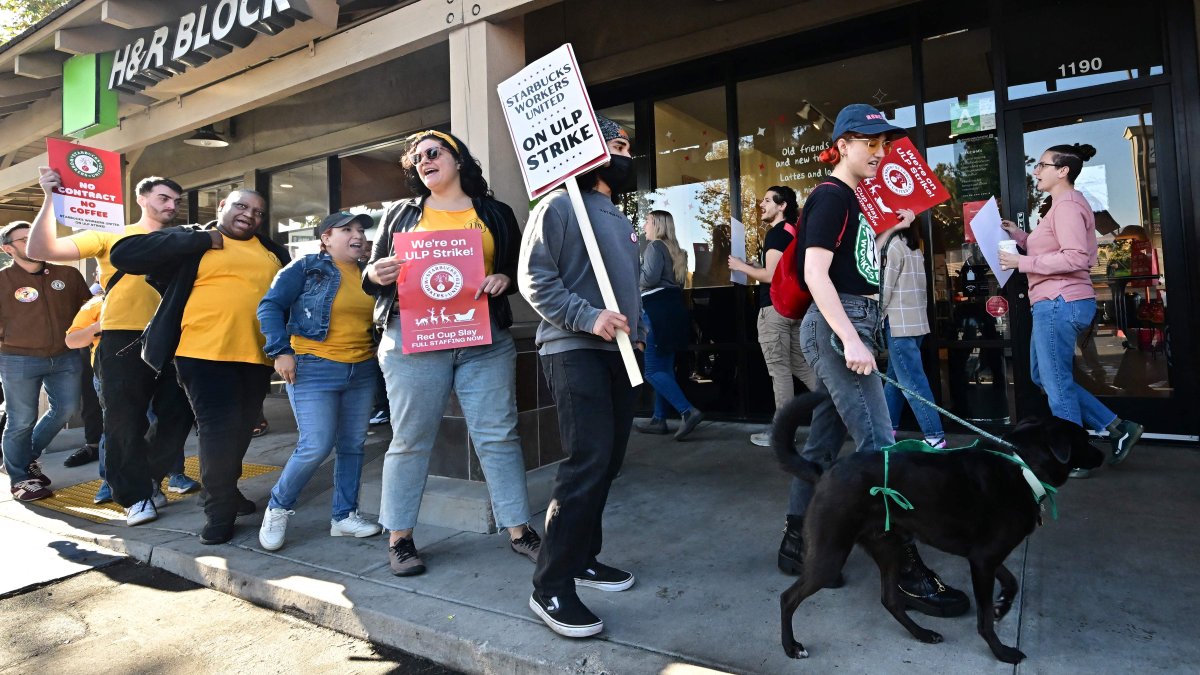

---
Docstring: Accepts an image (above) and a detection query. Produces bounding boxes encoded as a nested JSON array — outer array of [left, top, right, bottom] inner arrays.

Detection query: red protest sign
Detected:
[[46, 138, 124, 233], [394, 229, 491, 354], [855, 138, 950, 234], [962, 199, 989, 243]]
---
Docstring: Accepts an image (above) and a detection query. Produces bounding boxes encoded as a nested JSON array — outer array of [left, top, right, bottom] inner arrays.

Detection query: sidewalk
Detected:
[[3, 397, 1197, 674]]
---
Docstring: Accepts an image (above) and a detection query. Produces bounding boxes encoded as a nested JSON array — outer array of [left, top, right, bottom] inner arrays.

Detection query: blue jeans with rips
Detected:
[[789, 294, 893, 517], [883, 322, 945, 441], [1030, 296, 1116, 431], [377, 320, 530, 532], [0, 351, 82, 483], [268, 354, 378, 520]]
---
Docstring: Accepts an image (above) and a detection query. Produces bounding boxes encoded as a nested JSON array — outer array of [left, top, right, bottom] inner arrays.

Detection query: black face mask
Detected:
[[596, 155, 633, 192]]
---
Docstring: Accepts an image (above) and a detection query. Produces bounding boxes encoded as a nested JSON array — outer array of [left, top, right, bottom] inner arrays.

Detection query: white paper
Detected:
[[969, 196, 1014, 288], [729, 217, 747, 285]]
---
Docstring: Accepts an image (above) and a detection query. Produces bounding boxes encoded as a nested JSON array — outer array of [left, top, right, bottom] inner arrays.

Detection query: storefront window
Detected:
[[923, 27, 1012, 422], [192, 179, 243, 225], [1003, 0, 1164, 100], [1021, 106, 1169, 399], [736, 46, 915, 271], [646, 87, 730, 290], [271, 160, 328, 257], [339, 139, 414, 249]]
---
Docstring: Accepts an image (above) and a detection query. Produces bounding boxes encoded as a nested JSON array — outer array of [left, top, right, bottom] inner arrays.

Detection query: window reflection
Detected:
[[339, 139, 416, 254], [271, 160, 328, 257], [737, 46, 914, 273]]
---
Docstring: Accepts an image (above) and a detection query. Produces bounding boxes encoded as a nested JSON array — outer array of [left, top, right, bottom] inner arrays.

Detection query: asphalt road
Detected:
[[0, 519, 459, 674]]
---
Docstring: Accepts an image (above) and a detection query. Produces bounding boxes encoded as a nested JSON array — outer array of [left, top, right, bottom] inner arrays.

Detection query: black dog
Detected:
[[773, 391, 1104, 664]]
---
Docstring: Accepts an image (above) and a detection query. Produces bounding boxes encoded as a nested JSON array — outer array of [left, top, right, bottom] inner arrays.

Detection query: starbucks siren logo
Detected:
[[854, 214, 880, 286], [420, 263, 464, 301], [882, 164, 914, 196], [68, 149, 105, 180]]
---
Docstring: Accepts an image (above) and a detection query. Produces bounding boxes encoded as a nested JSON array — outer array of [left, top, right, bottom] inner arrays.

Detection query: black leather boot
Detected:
[[778, 516, 844, 587], [897, 543, 970, 617], [778, 515, 805, 575]]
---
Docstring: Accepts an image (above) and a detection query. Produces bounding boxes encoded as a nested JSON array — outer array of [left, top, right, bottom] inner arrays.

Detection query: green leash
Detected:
[[830, 334, 1058, 529]]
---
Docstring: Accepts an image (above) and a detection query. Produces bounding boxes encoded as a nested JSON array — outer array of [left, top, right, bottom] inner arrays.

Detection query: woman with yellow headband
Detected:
[[363, 130, 538, 576]]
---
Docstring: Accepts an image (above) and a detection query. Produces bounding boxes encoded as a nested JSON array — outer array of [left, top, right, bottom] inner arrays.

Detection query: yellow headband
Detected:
[[408, 130, 459, 153]]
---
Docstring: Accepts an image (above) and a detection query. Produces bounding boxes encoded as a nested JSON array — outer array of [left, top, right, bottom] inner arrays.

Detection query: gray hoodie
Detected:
[[518, 188, 645, 355]]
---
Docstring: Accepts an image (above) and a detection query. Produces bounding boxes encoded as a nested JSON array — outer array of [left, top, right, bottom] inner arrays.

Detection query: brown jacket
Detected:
[[0, 262, 91, 357]]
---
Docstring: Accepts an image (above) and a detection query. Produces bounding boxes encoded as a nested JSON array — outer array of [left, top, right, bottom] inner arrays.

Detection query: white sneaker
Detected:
[[259, 508, 293, 551], [126, 498, 158, 526], [330, 511, 382, 538], [750, 430, 772, 447]]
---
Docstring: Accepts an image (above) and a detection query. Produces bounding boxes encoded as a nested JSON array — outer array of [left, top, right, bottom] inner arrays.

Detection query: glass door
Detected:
[[1002, 88, 1192, 434]]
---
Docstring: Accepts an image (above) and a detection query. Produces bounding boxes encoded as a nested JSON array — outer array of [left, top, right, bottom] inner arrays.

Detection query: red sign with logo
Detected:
[[962, 199, 989, 243], [985, 295, 1009, 318], [46, 138, 124, 233], [394, 229, 491, 354], [855, 138, 951, 234]]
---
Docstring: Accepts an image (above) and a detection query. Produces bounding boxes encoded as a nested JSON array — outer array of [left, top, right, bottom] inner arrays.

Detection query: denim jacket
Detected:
[[257, 252, 366, 359]]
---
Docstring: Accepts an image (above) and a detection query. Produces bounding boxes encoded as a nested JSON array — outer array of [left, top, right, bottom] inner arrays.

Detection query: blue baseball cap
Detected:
[[831, 104, 905, 139]]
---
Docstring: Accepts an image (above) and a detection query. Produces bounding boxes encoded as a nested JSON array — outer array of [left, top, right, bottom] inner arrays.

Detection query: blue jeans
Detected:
[[790, 295, 892, 516], [642, 312, 692, 418], [883, 323, 945, 441], [0, 351, 82, 483], [1030, 297, 1116, 431], [377, 321, 530, 532], [268, 355, 378, 520]]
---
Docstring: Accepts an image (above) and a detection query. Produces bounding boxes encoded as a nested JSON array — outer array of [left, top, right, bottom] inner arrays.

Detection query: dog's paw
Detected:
[[993, 645, 1026, 664], [783, 641, 810, 659], [916, 629, 943, 644]]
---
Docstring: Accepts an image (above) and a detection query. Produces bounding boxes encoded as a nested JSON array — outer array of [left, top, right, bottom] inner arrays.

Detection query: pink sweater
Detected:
[[1011, 189, 1097, 304]]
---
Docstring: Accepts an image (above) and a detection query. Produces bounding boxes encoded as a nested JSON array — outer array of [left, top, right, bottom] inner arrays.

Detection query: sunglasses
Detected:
[[408, 146, 445, 166], [845, 136, 894, 154]]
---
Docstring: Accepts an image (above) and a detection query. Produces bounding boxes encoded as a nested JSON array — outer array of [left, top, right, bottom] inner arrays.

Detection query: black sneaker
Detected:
[[510, 526, 541, 563], [236, 494, 257, 517], [64, 444, 99, 467], [200, 520, 236, 545], [574, 562, 635, 592], [529, 592, 603, 638]]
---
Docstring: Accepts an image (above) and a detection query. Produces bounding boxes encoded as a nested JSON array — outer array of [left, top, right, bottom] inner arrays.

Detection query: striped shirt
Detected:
[[880, 235, 930, 337]]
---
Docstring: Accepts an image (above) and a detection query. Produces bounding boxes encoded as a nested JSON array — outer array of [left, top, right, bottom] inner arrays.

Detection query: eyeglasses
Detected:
[[408, 146, 444, 166], [845, 137, 894, 154], [230, 202, 266, 219], [1033, 162, 1064, 171], [3, 236, 28, 245]]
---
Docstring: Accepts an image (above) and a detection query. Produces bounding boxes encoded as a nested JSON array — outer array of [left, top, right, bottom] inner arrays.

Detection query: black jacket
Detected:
[[362, 195, 521, 331], [110, 222, 291, 373]]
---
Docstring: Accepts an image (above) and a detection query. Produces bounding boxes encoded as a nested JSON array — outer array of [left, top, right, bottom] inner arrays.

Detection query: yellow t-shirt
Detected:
[[290, 261, 375, 363], [66, 295, 104, 360], [414, 207, 495, 276], [69, 224, 162, 330], [175, 236, 282, 366]]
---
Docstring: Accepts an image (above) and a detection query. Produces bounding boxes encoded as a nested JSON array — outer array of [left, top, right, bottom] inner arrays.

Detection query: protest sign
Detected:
[[394, 229, 491, 354], [497, 43, 642, 386], [968, 197, 1014, 288], [497, 43, 610, 200], [729, 217, 747, 285], [46, 138, 124, 233], [855, 138, 950, 234]]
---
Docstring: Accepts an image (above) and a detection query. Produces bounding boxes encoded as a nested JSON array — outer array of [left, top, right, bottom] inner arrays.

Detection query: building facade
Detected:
[[1, 0, 1196, 517]]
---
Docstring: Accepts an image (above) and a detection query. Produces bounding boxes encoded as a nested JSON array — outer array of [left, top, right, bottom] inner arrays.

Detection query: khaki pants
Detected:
[[757, 305, 818, 411]]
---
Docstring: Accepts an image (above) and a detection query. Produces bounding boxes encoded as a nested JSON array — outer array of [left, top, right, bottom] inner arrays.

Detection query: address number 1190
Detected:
[[1059, 58, 1103, 77]]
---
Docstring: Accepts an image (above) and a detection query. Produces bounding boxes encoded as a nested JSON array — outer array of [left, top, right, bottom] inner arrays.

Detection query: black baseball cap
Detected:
[[831, 103, 906, 139], [315, 211, 373, 236]]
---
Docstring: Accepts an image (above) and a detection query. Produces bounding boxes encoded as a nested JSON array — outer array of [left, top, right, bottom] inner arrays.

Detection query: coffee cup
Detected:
[[999, 240, 1018, 256]]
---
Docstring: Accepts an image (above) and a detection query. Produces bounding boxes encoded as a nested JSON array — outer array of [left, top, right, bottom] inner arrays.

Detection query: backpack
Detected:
[[769, 182, 850, 319]]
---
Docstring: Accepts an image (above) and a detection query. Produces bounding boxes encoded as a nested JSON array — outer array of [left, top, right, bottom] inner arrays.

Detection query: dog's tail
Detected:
[[773, 391, 829, 483]]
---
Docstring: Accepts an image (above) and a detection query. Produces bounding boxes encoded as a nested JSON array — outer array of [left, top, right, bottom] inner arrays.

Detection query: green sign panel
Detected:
[[63, 53, 119, 139], [949, 97, 996, 137]]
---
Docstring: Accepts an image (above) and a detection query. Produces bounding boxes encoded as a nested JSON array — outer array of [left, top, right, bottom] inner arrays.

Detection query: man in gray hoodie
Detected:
[[519, 116, 645, 638]]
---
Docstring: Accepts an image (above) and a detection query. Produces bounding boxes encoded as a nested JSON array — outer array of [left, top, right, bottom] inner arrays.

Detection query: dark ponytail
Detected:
[[1046, 143, 1096, 184]]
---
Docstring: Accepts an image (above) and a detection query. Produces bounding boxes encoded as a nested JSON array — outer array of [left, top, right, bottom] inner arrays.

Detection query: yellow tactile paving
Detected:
[[26, 456, 279, 524]]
